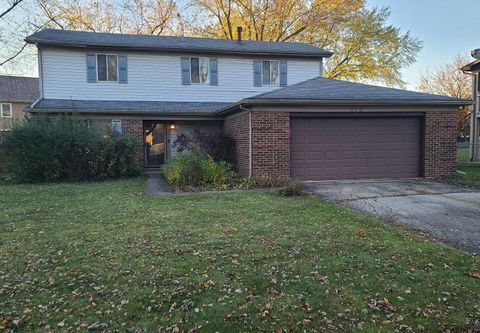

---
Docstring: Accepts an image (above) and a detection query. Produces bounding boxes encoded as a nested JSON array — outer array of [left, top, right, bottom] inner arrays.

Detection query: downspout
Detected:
[[239, 103, 253, 177]]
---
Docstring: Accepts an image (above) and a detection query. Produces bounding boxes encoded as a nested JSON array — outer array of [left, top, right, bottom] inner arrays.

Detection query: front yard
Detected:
[[1, 179, 479, 332]]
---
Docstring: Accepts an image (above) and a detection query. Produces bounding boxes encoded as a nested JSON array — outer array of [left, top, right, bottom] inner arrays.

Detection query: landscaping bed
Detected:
[[1, 179, 479, 332]]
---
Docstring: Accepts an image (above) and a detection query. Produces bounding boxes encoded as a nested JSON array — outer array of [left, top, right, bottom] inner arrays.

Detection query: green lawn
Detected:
[[457, 147, 469, 162], [1, 179, 479, 332], [448, 164, 480, 188]]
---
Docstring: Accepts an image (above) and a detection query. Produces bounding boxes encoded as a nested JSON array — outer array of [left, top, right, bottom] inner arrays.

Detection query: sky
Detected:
[[2, 0, 478, 90], [367, 0, 479, 90]]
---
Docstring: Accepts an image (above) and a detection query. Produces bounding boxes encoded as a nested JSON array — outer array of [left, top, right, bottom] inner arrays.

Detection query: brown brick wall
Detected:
[[223, 112, 250, 176], [122, 119, 144, 167], [251, 111, 290, 178], [424, 111, 457, 179]]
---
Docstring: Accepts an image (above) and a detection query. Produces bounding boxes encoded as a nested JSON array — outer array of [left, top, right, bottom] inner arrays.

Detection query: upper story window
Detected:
[[1, 103, 12, 118], [190, 57, 209, 84], [262, 60, 279, 86], [97, 54, 118, 82]]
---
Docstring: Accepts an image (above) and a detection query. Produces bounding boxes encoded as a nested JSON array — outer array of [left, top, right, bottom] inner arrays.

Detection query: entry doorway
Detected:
[[144, 121, 166, 167]]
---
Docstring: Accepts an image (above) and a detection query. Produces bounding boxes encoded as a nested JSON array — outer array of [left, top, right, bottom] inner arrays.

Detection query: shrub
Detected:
[[277, 180, 307, 197], [0, 117, 140, 182], [162, 148, 238, 190], [174, 128, 236, 163]]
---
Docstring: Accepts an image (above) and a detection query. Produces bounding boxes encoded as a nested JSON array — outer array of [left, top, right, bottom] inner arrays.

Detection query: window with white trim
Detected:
[[190, 57, 209, 84], [262, 60, 279, 86], [1, 103, 12, 118], [97, 54, 118, 82]]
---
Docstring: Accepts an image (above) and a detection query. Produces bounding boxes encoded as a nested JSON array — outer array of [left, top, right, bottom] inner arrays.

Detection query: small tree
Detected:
[[418, 54, 472, 138]]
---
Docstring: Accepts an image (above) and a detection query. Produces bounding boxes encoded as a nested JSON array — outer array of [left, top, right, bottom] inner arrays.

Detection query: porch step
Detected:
[[144, 168, 163, 175]]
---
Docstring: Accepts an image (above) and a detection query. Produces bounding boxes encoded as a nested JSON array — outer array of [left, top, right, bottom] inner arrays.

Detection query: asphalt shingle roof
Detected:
[[0, 76, 39, 102], [248, 77, 471, 105], [32, 99, 230, 114], [25, 29, 332, 58]]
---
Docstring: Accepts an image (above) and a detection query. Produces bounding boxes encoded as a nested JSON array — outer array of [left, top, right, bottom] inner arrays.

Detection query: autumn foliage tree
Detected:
[[188, 0, 422, 86], [1, 0, 422, 87], [418, 54, 472, 138]]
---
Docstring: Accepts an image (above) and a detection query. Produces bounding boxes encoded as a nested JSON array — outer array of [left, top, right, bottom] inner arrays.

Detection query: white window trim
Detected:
[[1, 103, 12, 118], [190, 57, 210, 85], [261, 60, 280, 87], [96, 53, 119, 83]]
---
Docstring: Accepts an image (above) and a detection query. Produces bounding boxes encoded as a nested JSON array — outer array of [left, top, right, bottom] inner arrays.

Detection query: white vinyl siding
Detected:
[[41, 49, 322, 103]]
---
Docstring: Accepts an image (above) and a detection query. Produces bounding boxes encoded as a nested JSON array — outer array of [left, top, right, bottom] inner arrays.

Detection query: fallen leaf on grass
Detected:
[[356, 230, 366, 237], [467, 271, 480, 279]]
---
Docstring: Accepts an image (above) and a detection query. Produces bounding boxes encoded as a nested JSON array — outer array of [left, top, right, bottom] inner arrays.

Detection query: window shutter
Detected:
[[86, 53, 97, 83], [118, 55, 128, 84], [279, 61, 287, 87], [209, 58, 218, 86], [181, 57, 191, 85], [253, 60, 262, 87]]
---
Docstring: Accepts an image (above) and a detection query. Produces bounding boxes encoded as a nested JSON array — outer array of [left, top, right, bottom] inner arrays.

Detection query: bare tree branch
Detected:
[[0, 0, 24, 20], [0, 42, 27, 67]]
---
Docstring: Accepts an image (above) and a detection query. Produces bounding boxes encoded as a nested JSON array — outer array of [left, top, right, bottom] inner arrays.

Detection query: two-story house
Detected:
[[0, 75, 39, 133], [25, 29, 470, 180]]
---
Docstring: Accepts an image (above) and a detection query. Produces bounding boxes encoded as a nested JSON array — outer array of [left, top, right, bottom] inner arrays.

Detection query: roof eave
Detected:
[[246, 98, 473, 105], [217, 98, 473, 115], [27, 108, 221, 117], [25, 39, 333, 58]]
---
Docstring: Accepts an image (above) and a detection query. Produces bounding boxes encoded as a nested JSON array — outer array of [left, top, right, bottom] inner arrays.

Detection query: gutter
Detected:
[[25, 40, 333, 59], [216, 98, 473, 116]]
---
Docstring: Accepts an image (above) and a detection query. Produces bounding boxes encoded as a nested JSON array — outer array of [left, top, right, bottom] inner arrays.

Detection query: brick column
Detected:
[[223, 112, 250, 176], [424, 111, 457, 179], [122, 119, 144, 167], [251, 111, 290, 178]]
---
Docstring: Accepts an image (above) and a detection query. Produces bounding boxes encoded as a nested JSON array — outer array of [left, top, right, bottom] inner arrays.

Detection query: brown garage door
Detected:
[[291, 116, 421, 180]]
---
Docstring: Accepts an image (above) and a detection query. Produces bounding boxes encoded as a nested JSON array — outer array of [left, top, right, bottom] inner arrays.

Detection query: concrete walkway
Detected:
[[145, 171, 171, 196], [305, 179, 480, 255]]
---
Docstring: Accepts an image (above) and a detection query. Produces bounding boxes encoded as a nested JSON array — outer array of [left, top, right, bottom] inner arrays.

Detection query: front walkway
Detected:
[[145, 171, 171, 196], [305, 179, 480, 255]]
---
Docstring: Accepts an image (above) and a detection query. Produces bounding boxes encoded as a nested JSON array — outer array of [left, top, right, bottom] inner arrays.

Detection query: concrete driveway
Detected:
[[305, 179, 480, 255]]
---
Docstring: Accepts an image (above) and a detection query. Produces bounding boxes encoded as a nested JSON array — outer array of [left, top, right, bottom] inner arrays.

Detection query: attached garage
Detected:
[[221, 77, 471, 180], [290, 116, 422, 180]]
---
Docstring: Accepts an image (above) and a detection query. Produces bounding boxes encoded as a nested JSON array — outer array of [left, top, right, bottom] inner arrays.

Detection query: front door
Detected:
[[144, 121, 166, 167]]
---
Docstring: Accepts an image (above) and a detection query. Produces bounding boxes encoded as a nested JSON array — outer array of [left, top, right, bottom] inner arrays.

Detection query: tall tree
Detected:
[[37, 0, 179, 35], [188, 0, 421, 86], [418, 54, 472, 137]]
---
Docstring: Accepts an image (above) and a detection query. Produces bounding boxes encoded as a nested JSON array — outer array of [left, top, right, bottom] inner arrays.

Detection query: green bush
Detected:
[[277, 180, 307, 197], [0, 117, 140, 182], [162, 148, 238, 190]]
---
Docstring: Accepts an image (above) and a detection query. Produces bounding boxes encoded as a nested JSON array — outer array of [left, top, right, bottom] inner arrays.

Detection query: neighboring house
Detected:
[[25, 29, 470, 180], [0, 76, 39, 132]]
